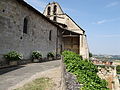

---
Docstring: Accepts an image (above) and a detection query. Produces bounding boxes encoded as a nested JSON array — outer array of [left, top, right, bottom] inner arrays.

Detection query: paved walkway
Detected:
[[0, 60, 61, 90]]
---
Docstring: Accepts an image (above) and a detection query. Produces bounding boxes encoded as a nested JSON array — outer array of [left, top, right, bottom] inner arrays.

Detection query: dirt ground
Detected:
[[9, 66, 62, 90]]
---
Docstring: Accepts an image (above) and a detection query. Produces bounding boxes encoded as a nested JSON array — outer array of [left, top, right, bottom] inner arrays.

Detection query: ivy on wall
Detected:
[[62, 51, 109, 90]]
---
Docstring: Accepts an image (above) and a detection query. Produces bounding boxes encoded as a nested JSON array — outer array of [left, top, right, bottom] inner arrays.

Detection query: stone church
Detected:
[[0, 0, 89, 64], [43, 2, 89, 59]]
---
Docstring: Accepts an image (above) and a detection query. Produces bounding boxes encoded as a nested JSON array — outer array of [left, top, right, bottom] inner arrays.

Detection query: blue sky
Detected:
[[25, 0, 120, 55]]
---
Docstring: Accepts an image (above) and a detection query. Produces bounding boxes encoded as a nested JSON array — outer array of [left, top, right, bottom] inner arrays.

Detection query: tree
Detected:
[[89, 52, 93, 58]]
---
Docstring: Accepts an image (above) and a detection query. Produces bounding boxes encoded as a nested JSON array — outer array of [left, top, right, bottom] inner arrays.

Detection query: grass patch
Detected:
[[114, 60, 120, 63], [15, 77, 53, 90]]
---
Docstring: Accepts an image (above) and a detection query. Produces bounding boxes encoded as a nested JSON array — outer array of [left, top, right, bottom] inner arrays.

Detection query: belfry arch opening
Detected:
[[47, 6, 51, 15], [53, 5, 57, 15]]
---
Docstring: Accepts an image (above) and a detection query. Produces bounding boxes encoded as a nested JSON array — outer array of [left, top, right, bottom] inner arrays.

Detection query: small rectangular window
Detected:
[[49, 30, 52, 40], [23, 17, 28, 34]]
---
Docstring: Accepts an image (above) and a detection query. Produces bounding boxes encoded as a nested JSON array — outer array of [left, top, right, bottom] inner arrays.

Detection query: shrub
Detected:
[[56, 54, 61, 59], [32, 51, 42, 59], [4, 51, 23, 61], [116, 65, 120, 74], [47, 52, 54, 58], [62, 50, 109, 90]]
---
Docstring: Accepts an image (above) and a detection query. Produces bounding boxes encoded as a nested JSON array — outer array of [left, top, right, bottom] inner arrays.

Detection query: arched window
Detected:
[[49, 30, 52, 41], [53, 16, 57, 21], [47, 6, 51, 15], [23, 17, 28, 34], [53, 5, 57, 15]]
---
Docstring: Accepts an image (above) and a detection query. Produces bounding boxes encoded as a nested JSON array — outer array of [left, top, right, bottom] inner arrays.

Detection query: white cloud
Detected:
[[93, 17, 120, 25], [105, 1, 119, 8], [63, 7, 77, 13], [96, 34, 120, 38], [96, 20, 107, 24], [102, 34, 120, 38]]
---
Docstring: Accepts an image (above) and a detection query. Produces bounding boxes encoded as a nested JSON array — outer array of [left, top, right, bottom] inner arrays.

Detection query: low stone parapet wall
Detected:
[[61, 57, 82, 90]]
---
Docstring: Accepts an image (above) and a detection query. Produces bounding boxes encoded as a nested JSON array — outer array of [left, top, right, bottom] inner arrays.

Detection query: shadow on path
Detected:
[[0, 65, 25, 75], [0, 59, 61, 75]]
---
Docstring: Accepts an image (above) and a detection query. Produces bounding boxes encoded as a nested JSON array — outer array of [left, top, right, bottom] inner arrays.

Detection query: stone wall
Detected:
[[79, 35, 89, 59], [0, 0, 62, 61], [61, 57, 82, 90], [97, 65, 120, 90]]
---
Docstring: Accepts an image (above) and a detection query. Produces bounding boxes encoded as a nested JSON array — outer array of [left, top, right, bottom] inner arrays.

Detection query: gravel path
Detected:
[[0, 60, 61, 90]]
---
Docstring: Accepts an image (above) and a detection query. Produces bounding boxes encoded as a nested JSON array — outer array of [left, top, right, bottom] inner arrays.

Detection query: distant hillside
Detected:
[[93, 55, 120, 61]]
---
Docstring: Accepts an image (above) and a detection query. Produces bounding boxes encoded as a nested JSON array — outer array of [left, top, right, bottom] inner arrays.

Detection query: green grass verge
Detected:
[[15, 77, 53, 90]]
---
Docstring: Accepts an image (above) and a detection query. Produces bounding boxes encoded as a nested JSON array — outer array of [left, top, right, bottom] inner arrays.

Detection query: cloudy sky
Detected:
[[24, 0, 120, 55]]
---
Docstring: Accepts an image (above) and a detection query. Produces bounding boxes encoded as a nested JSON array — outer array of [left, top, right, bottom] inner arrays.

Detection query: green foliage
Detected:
[[47, 52, 54, 58], [89, 52, 93, 57], [116, 65, 120, 74], [4, 51, 23, 61], [62, 50, 109, 90], [32, 51, 42, 59]]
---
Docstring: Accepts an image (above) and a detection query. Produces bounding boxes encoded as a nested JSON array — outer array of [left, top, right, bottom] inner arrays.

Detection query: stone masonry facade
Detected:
[[0, 0, 89, 66], [0, 0, 62, 61]]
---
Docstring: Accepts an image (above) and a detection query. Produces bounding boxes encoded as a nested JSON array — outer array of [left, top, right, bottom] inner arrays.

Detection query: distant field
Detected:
[[114, 60, 120, 63], [114, 61, 120, 66]]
